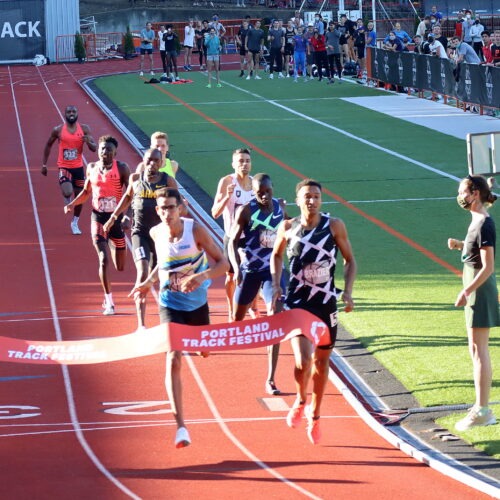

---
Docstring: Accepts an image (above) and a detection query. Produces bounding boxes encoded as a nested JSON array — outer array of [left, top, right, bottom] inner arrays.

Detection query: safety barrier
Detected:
[[366, 47, 500, 115]]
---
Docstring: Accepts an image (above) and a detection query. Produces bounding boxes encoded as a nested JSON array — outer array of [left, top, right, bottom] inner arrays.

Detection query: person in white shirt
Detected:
[[429, 34, 448, 59], [158, 25, 168, 77], [183, 20, 195, 70]]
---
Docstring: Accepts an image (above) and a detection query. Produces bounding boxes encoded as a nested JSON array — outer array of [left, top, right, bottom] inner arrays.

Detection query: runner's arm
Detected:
[[41, 126, 60, 175], [270, 220, 289, 311], [81, 124, 97, 152]]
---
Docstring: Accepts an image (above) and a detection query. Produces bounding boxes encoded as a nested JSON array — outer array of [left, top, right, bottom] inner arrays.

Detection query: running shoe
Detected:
[[103, 304, 115, 316], [71, 220, 82, 235], [286, 402, 305, 428], [455, 407, 496, 431], [183, 65, 188, 71], [305, 404, 322, 445], [216, 83, 222, 88], [139, 71, 144, 76], [254, 75, 261, 80], [269, 73, 274, 79], [265, 381, 281, 396], [187, 65, 192, 71], [278, 73, 284, 78], [162, 73, 167, 78], [206, 83, 212, 88], [175, 426, 191, 448], [150, 71, 155, 75], [245, 75, 251, 80]]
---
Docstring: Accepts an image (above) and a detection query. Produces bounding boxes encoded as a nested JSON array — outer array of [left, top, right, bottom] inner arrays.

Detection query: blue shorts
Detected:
[[234, 269, 285, 307], [140, 48, 153, 55]]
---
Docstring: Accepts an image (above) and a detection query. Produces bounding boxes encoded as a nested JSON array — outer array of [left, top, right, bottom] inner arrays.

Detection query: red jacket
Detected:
[[310, 35, 326, 52]]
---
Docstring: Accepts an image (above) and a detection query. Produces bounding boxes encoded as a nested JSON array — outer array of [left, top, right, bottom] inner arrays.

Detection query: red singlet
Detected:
[[57, 123, 85, 169], [89, 160, 124, 213]]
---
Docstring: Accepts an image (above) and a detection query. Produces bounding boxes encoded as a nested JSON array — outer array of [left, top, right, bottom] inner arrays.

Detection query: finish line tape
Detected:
[[0, 309, 330, 365]]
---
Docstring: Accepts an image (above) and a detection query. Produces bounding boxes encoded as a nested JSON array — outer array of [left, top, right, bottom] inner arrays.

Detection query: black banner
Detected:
[[0, 0, 45, 61], [369, 48, 500, 109]]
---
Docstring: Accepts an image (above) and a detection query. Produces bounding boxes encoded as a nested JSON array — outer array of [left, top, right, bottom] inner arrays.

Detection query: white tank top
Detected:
[[222, 173, 255, 234]]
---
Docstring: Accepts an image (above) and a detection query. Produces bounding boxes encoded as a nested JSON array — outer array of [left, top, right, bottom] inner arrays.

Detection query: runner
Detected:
[[136, 131, 179, 179], [130, 187, 228, 448], [228, 173, 287, 395], [271, 178, 357, 444], [64, 136, 131, 315], [103, 148, 177, 329], [211, 148, 257, 321], [42, 105, 97, 235]]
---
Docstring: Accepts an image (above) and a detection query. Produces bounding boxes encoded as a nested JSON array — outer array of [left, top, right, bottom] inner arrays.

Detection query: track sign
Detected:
[[467, 132, 500, 177]]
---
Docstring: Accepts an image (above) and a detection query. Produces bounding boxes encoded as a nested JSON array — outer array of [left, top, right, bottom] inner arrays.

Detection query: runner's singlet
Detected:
[[159, 158, 175, 178], [57, 123, 85, 169], [89, 160, 123, 213], [241, 198, 284, 272], [286, 214, 341, 307], [132, 172, 170, 235], [154, 218, 210, 311], [222, 173, 254, 234]]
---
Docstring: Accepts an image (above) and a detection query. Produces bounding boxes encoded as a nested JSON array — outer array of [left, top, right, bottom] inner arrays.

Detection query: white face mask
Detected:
[[466, 14, 471, 19]]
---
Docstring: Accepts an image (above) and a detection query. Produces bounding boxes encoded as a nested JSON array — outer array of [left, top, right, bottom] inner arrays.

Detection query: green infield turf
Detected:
[[93, 69, 499, 455]]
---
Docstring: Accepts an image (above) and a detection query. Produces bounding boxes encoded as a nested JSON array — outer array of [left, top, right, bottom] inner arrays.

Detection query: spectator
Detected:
[[236, 19, 251, 77], [292, 25, 308, 82], [204, 27, 222, 87], [313, 13, 325, 35], [450, 36, 481, 63], [210, 14, 226, 39], [455, 10, 464, 39], [462, 10, 474, 45], [428, 33, 448, 59], [429, 15, 440, 29], [365, 21, 377, 48], [139, 21, 155, 76], [268, 19, 285, 79], [341, 13, 357, 62], [163, 25, 180, 81], [304, 23, 315, 79], [384, 31, 404, 52], [200, 20, 210, 70], [481, 31, 493, 64], [245, 19, 265, 80], [283, 19, 297, 77], [354, 24, 366, 79], [416, 17, 432, 38], [326, 20, 342, 83], [413, 34, 430, 54], [291, 10, 304, 30], [428, 5, 443, 22], [490, 30, 500, 67], [432, 25, 448, 52], [158, 25, 168, 77], [384, 22, 411, 49], [470, 17, 485, 60], [309, 29, 329, 82], [183, 19, 195, 71], [195, 21, 205, 71]]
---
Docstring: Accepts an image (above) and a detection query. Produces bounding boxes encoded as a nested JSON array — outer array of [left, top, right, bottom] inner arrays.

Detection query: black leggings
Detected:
[[314, 51, 329, 80], [328, 53, 342, 78]]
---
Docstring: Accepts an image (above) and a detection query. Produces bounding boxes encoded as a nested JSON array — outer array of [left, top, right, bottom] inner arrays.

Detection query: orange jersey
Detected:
[[57, 123, 85, 169], [89, 160, 124, 213]]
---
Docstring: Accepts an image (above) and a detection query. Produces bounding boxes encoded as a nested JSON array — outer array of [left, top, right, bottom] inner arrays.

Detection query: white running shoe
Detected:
[[269, 73, 274, 79], [254, 75, 261, 80], [278, 73, 284, 78], [245, 75, 251, 80], [175, 426, 191, 448], [71, 220, 82, 235], [455, 407, 496, 431], [103, 304, 115, 316], [139, 71, 144, 76]]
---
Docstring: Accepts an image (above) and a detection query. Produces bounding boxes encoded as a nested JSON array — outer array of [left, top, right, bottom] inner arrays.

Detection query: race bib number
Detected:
[[259, 229, 277, 249], [303, 261, 330, 285], [98, 196, 117, 212], [63, 148, 78, 161]]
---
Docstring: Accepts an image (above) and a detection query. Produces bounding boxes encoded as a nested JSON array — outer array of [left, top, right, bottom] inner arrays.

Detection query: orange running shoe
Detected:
[[286, 402, 305, 428]]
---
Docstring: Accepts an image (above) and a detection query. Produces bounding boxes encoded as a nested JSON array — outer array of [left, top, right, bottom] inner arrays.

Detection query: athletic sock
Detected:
[[72, 216, 79, 224], [105, 293, 114, 306]]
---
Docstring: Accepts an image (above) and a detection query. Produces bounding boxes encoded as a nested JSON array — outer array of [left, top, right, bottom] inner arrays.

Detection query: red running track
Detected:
[[0, 60, 488, 499]]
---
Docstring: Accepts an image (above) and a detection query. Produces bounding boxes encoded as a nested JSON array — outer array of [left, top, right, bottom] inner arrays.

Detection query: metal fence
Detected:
[[55, 32, 124, 63]]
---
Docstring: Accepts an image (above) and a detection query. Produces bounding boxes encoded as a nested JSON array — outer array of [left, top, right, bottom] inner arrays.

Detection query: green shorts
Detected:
[[463, 265, 500, 328]]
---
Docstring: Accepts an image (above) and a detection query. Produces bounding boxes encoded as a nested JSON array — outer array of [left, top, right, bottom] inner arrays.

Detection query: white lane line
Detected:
[[9, 65, 139, 500], [221, 78, 460, 183]]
